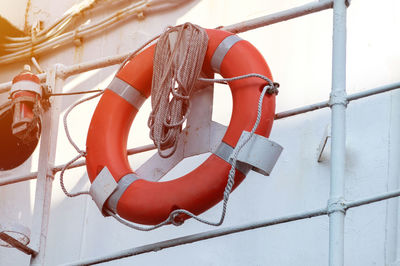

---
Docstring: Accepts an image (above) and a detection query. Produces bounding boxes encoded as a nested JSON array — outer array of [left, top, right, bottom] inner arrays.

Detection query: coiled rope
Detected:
[[148, 23, 209, 158]]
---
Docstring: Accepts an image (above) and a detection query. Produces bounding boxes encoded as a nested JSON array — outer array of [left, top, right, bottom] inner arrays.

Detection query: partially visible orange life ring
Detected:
[[86, 28, 275, 225]]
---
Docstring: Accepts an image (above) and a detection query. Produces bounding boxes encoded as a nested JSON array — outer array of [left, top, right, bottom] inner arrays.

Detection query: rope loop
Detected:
[[59, 153, 90, 198], [59, 91, 103, 198]]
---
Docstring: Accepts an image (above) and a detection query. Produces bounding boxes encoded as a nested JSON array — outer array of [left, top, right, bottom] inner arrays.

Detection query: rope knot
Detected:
[[266, 82, 280, 95], [171, 213, 185, 226]]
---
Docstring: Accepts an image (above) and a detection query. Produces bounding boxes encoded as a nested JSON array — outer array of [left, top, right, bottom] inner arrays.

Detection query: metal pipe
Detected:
[[346, 189, 400, 210], [222, 0, 333, 34], [51, 144, 156, 172], [0, 172, 38, 187], [275, 100, 329, 120], [62, 207, 328, 266], [60, 52, 131, 79], [60, 0, 333, 79], [0, 0, 334, 94], [60, 186, 400, 266], [0, 144, 157, 186], [329, 1, 347, 266], [346, 82, 400, 101], [0, 232, 37, 255], [2, 78, 400, 186], [29, 67, 63, 266], [275, 81, 400, 119]]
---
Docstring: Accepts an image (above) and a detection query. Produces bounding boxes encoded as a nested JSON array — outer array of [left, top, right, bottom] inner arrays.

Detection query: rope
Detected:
[[60, 153, 90, 197], [105, 74, 276, 231], [63, 91, 104, 154], [199, 73, 279, 95], [59, 91, 103, 198], [47, 89, 103, 96], [148, 23, 209, 158], [59, 33, 161, 198], [118, 34, 161, 72]]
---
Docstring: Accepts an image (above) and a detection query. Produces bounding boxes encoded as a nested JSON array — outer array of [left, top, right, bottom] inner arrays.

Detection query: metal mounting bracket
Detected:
[[135, 83, 283, 181], [136, 84, 224, 181], [236, 131, 283, 176], [317, 124, 331, 162], [0, 223, 37, 255], [89, 167, 118, 216]]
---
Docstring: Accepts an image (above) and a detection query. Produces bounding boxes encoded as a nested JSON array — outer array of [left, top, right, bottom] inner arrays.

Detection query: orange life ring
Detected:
[[86, 28, 276, 225]]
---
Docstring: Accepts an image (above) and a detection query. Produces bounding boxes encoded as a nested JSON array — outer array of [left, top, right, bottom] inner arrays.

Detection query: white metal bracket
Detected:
[[317, 124, 331, 162], [136, 84, 226, 181], [136, 83, 282, 181], [0, 223, 36, 255], [89, 167, 118, 216], [236, 131, 283, 176]]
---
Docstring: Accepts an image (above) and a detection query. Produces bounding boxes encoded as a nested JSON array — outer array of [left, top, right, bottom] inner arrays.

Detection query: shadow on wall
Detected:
[[0, 15, 25, 56], [0, 106, 40, 170]]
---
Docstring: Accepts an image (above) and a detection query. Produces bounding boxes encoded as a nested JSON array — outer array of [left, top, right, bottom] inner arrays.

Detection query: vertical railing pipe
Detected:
[[29, 65, 64, 266], [328, 0, 348, 266]]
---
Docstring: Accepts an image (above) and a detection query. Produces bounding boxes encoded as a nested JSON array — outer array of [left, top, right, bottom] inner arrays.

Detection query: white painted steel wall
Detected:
[[0, 0, 400, 265]]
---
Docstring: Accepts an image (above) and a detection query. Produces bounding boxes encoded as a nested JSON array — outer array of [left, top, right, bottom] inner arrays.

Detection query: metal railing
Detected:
[[0, 1, 397, 265]]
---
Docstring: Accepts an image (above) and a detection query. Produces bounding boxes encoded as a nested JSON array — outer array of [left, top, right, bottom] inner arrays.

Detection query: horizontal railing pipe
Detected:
[[0, 144, 157, 186], [222, 0, 333, 34], [275, 100, 329, 120], [0, 172, 38, 186], [62, 207, 328, 266], [275, 81, 400, 119], [346, 81, 400, 102], [0, 0, 334, 94], [346, 189, 400, 210], [51, 144, 157, 172], [1, 80, 400, 186], [60, 0, 334, 79], [61, 187, 400, 266]]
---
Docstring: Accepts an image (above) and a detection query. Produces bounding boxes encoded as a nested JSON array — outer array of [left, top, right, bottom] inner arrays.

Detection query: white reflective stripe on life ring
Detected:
[[210, 35, 243, 73], [107, 77, 147, 110]]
